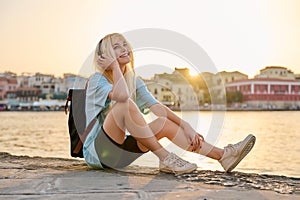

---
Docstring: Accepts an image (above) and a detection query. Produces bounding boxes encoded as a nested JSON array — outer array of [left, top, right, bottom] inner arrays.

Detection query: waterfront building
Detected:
[[16, 73, 32, 88], [16, 87, 42, 102], [143, 78, 175, 107], [217, 71, 248, 84], [0, 77, 18, 100], [53, 77, 65, 94], [144, 68, 203, 110], [200, 71, 247, 106], [226, 68, 300, 109], [255, 66, 295, 80], [28, 73, 55, 95], [63, 73, 87, 92]]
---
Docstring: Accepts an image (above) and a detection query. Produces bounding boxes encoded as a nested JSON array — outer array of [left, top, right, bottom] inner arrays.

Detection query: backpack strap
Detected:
[[64, 90, 72, 115], [73, 117, 97, 154], [85, 80, 88, 90]]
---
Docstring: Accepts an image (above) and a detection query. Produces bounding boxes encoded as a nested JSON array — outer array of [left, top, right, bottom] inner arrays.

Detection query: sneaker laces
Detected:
[[232, 140, 244, 148], [165, 153, 191, 167], [225, 141, 243, 156]]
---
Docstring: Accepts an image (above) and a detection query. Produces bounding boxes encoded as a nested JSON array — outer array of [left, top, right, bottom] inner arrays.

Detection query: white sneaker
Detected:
[[159, 153, 197, 175], [219, 134, 256, 172]]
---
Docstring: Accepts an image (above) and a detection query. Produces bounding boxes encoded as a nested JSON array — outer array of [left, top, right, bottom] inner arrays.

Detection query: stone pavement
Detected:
[[0, 152, 299, 200]]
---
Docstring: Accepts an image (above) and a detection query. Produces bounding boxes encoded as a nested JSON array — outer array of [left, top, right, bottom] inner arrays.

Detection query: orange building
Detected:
[[0, 77, 18, 100]]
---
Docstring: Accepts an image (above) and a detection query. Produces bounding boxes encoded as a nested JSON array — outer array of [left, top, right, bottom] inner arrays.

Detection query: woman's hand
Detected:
[[182, 122, 204, 152], [97, 54, 119, 71]]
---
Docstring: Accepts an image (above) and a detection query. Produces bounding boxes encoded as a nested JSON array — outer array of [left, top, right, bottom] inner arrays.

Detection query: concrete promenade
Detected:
[[0, 152, 299, 200]]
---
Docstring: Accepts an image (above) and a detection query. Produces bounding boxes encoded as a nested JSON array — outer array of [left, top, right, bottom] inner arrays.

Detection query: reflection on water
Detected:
[[0, 111, 299, 177], [0, 112, 70, 158]]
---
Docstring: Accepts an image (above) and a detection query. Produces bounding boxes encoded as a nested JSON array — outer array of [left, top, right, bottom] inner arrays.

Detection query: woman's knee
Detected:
[[112, 98, 138, 110], [150, 117, 173, 136], [111, 99, 142, 122], [155, 116, 168, 127]]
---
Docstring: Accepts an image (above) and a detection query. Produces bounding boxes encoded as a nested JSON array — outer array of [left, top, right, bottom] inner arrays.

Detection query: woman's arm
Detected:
[[108, 64, 130, 102], [149, 103, 204, 150], [97, 55, 130, 102], [149, 103, 184, 126]]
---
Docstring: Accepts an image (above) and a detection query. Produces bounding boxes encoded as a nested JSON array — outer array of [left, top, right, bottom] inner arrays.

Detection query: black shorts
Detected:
[[94, 126, 147, 169]]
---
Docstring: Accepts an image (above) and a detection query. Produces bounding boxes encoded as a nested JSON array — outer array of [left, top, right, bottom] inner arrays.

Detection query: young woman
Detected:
[[83, 33, 256, 175]]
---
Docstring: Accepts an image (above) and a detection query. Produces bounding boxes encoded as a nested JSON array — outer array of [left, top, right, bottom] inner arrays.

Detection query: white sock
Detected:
[[198, 142, 214, 156]]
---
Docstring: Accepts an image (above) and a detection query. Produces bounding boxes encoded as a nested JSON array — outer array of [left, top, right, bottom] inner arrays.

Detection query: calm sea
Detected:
[[0, 111, 299, 178]]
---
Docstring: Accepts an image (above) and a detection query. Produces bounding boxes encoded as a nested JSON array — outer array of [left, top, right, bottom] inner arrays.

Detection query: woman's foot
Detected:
[[159, 152, 197, 175], [219, 134, 256, 172]]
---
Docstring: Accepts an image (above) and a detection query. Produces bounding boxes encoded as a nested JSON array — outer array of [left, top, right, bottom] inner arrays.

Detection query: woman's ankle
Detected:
[[153, 148, 170, 161], [217, 149, 225, 160]]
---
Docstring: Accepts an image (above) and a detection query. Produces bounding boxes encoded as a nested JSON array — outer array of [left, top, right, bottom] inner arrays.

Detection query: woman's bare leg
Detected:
[[148, 117, 224, 160], [103, 99, 169, 161]]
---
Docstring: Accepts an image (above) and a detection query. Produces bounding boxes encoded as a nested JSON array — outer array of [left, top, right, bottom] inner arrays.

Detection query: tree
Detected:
[[226, 91, 243, 104]]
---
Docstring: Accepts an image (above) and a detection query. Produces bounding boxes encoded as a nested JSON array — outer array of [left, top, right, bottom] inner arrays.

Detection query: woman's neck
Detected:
[[120, 65, 126, 74]]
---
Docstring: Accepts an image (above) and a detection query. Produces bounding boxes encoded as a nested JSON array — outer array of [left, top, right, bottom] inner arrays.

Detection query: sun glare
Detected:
[[189, 69, 199, 76]]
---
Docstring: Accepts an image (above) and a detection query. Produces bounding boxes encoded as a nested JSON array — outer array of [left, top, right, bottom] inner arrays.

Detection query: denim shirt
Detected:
[[83, 72, 158, 168]]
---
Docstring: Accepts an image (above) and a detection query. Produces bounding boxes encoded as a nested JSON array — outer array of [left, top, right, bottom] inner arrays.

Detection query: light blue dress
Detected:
[[83, 72, 158, 169]]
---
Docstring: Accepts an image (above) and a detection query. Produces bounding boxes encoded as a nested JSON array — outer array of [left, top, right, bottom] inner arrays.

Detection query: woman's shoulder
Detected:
[[87, 73, 111, 89], [89, 72, 109, 83], [89, 72, 103, 80], [136, 76, 145, 85]]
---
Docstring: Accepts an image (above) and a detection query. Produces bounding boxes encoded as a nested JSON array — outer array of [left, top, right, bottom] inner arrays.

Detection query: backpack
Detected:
[[65, 86, 97, 158]]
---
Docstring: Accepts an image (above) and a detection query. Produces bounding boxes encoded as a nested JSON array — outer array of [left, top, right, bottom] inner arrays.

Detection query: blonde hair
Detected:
[[93, 33, 136, 100]]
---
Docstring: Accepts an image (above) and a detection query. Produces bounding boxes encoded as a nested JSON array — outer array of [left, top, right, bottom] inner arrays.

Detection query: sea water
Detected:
[[0, 111, 299, 177]]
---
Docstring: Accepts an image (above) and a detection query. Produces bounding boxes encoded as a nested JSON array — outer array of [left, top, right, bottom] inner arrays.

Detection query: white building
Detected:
[[217, 71, 248, 84], [255, 66, 295, 80], [145, 69, 202, 110], [63, 73, 87, 93], [28, 73, 55, 94], [200, 71, 248, 106]]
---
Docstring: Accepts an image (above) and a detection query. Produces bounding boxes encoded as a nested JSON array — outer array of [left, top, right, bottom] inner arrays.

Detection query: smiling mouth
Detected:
[[119, 52, 130, 58]]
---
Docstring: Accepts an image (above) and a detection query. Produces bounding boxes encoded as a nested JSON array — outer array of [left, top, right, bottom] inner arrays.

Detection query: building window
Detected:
[[264, 85, 268, 93], [292, 85, 295, 93], [154, 88, 158, 95], [256, 85, 260, 93]]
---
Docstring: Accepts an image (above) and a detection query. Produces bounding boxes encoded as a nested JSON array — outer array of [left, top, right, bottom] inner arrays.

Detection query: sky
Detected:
[[1, 0, 300, 78]]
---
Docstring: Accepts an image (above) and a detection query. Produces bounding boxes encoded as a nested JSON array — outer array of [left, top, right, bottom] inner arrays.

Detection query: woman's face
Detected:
[[111, 36, 131, 66]]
